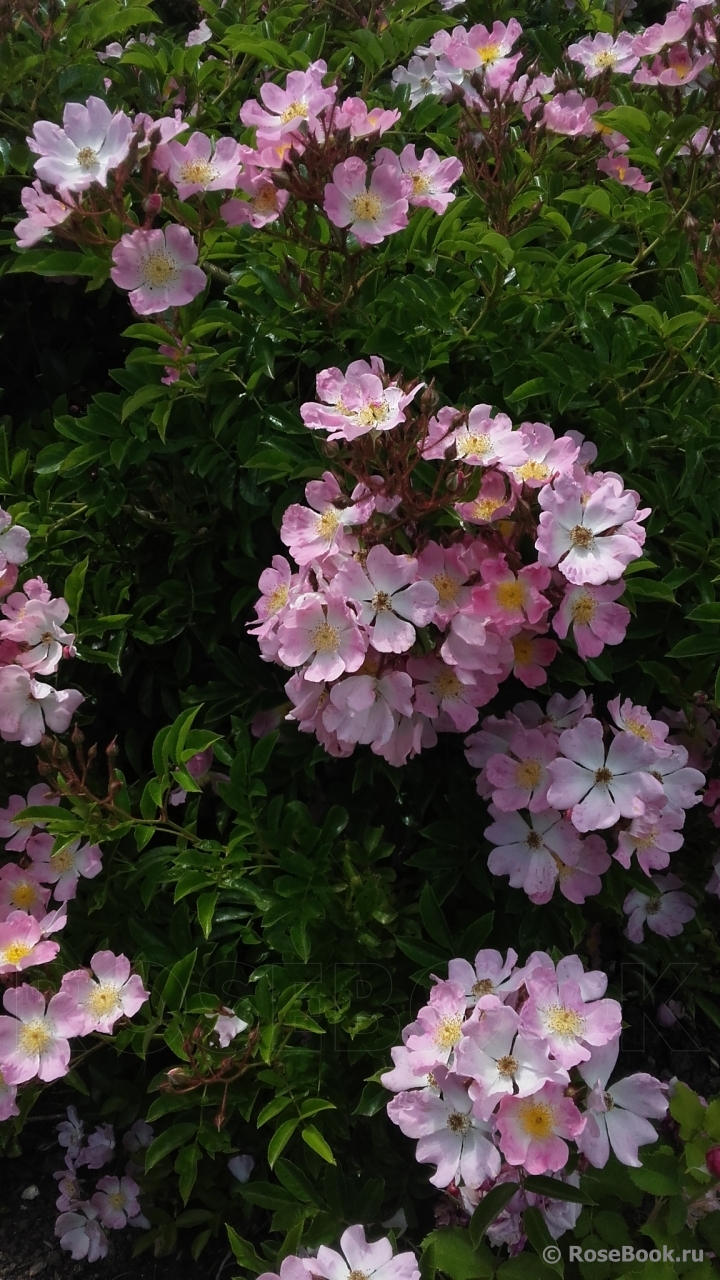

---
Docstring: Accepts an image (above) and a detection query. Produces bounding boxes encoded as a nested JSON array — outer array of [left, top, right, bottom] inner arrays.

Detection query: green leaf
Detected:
[[63, 557, 89, 618], [145, 1123, 197, 1171], [522, 1176, 595, 1205], [421, 1227, 494, 1280], [419, 882, 453, 951], [301, 1124, 335, 1164], [669, 1081, 706, 1141], [688, 603, 720, 621], [522, 1208, 563, 1275], [161, 950, 197, 1012], [197, 891, 218, 939], [175, 1143, 201, 1205], [226, 1226, 267, 1273], [469, 1182, 519, 1246], [667, 634, 720, 658], [257, 1096, 292, 1128], [268, 1118, 300, 1167], [121, 384, 167, 421]]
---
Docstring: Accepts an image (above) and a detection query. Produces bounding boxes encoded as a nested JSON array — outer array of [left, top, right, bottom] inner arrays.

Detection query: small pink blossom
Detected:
[[447, 948, 523, 1007], [416, 542, 472, 624], [521, 969, 622, 1069], [0, 667, 83, 746], [567, 32, 639, 76], [445, 21, 524, 81], [153, 131, 245, 197], [210, 1007, 249, 1047], [315, 1226, 420, 1280], [513, 423, 579, 487], [229, 1154, 255, 1183], [75, 1125, 115, 1170], [631, 5, 694, 55], [496, 1082, 586, 1174], [597, 152, 652, 192], [220, 170, 289, 228], [403, 979, 472, 1073], [391, 54, 463, 108], [186, 19, 212, 46], [547, 719, 663, 832], [277, 592, 367, 682], [122, 1119, 154, 1153], [280, 472, 366, 566], [0, 513, 30, 567], [387, 1068, 500, 1188], [451, 406, 528, 469], [0, 864, 51, 919], [543, 91, 599, 137], [0, 1068, 18, 1121], [473, 560, 551, 636], [249, 556, 299, 660], [455, 471, 517, 524], [28, 97, 133, 192], [608, 697, 672, 757], [0, 983, 83, 1084], [301, 357, 421, 442], [456, 1006, 569, 1118], [536, 473, 645, 585], [240, 63, 336, 139], [324, 157, 409, 246], [511, 631, 558, 688], [623, 873, 696, 942], [91, 1175, 141, 1229], [57, 1105, 84, 1157], [408, 656, 491, 731], [0, 909, 59, 973], [633, 45, 712, 87], [650, 745, 705, 811], [578, 1040, 667, 1168], [485, 729, 558, 812], [485, 806, 582, 902], [29, 837, 102, 902], [0, 592, 74, 675], [336, 545, 439, 653], [56, 1206, 108, 1262], [375, 145, 463, 214], [258, 1259, 312, 1280], [323, 670, 414, 747], [15, 181, 77, 248], [60, 950, 149, 1034], [553, 581, 630, 660], [333, 99, 401, 138], [111, 225, 206, 314]]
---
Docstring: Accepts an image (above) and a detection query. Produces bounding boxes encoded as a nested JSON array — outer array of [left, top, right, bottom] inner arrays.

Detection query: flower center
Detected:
[[570, 524, 594, 549], [1, 940, 33, 965], [603, 1091, 615, 1110], [512, 637, 534, 665], [280, 100, 309, 123], [10, 883, 38, 909], [457, 432, 491, 459], [447, 1110, 471, 1134], [75, 145, 98, 170], [646, 896, 662, 915], [311, 622, 339, 653], [476, 41, 500, 64], [472, 978, 495, 997], [432, 573, 460, 604], [516, 460, 550, 482], [571, 592, 596, 625], [410, 171, 432, 195], [267, 584, 289, 615], [515, 758, 543, 789], [107, 1190, 127, 1210], [593, 50, 617, 68], [354, 399, 390, 427], [86, 985, 122, 1018], [316, 509, 341, 540], [179, 159, 217, 185], [253, 184, 280, 214], [594, 767, 613, 785], [50, 847, 76, 872], [372, 591, 393, 613], [526, 830, 544, 850], [350, 192, 384, 221], [142, 251, 178, 287], [18, 1018, 52, 1054], [518, 1099, 555, 1138], [544, 1003, 585, 1038], [625, 718, 652, 742], [434, 1013, 463, 1050], [433, 668, 462, 698], [496, 1053, 519, 1077], [633, 829, 657, 851], [471, 496, 502, 520], [616, 164, 628, 180], [495, 581, 525, 610]]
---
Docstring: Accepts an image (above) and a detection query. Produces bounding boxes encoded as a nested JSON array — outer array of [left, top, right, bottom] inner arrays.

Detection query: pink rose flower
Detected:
[[324, 157, 409, 246], [455, 470, 517, 524], [29, 837, 102, 901], [28, 96, 133, 192], [75, 1124, 115, 1169], [536, 473, 645, 585], [485, 805, 582, 903], [55, 1205, 108, 1262], [277, 591, 367, 681], [623, 873, 696, 942], [258, 1259, 313, 1280], [543, 91, 599, 137], [301, 357, 421, 442], [416, 542, 472, 624], [648, 745, 705, 811], [375, 145, 464, 214], [513, 422, 579, 487], [456, 1005, 569, 1119], [336, 545, 439, 653], [553, 581, 630, 660], [485, 729, 558, 812], [315, 1225, 420, 1280], [239, 63, 336, 139], [323, 670, 414, 748], [60, 950, 150, 1034], [473, 560, 551, 636], [0, 909, 60, 973], [91, 1175, 141, 1229], [0, 668, 84, 746], [496, 1082, 586, 1173], [15, 181, 77, 248], [634, 46, 712, 87], [451, 406, 528, 469], [403, 979, 471, 1073], [577, 1039, 667, 1168], [111, 225, 206, 314], [387, 1068, 500, 1188], [608, 696, 673, 757], [186, 19, 212, 46], [0, 983, 83, 1083], [333, 99, 401, 138], [447, 947, 523, 1006], [0, 864, 51, 920], [510, 631, 558, 688], [221, 170, 289, 228], [567, 32, 639, 76], [597, 152, 652, 192], [631, 5, 694, 55], [0, 512, 30, 567], [408, 656, 491, 731], [280, 472, 366, 566], [547, 718, 664, 832], [0, 592, 74, 675], [210, 1007, 249, 1047], [553, 834, 610, 904], [153, 131, 246, 197], [445, 20, 523, 79]]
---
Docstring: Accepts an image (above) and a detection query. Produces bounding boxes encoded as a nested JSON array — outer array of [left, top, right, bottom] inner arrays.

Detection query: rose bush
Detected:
[[2, 0, 720, 1274]]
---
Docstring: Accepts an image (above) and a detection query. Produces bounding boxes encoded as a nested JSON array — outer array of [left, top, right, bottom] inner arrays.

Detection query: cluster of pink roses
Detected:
[[383, 949, 668, 1253], [393, 2, 719, 196], [0, 784, 149, 1124], [16, 62, 463, 315], [250, 357, 646, 766], [53, 1109, 153, 1261], [0, 508, 83, 747], [468, 691, 705, 914]]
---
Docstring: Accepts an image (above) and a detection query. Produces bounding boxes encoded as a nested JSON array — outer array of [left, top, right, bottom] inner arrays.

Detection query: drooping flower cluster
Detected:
[[16, 65, 463, 315], [0, 510, 83, 747], [383, 950, 668, 1253], [250, 358, 646, 765], [53, 1110, 153, 1261], [468, 691, 704, 912]]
